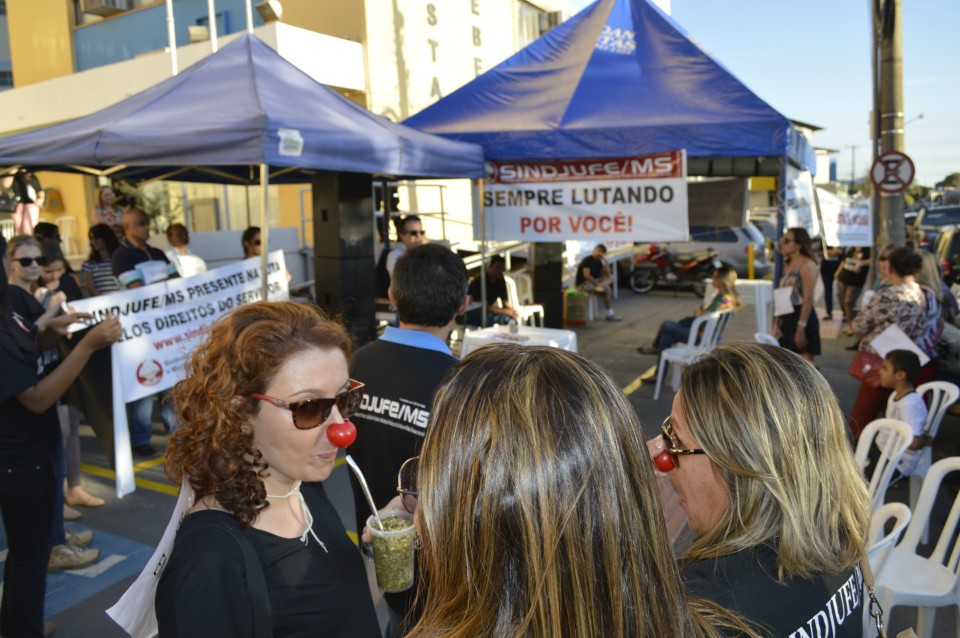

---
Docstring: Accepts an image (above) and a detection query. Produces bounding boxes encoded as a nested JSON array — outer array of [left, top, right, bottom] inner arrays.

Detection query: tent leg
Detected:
[[260, 162, 269, 299]]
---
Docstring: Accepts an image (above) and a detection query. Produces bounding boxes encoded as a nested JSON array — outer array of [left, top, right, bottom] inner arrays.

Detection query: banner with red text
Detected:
[[819, 191, 872, 247], [478, 151, 688, 242]]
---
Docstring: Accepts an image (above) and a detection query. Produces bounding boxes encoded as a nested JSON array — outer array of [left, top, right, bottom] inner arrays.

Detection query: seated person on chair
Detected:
[[868, 349, 929, 484], [576, 244, 622, 321], [638, 265, 739, 356], [466, 255, 519, 326]]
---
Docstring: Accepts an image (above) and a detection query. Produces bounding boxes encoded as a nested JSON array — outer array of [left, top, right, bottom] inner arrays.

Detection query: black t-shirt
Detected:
[[347, 336, 456, 622], [468, 274, 508, 308], [156, 483, 380, 638], [0, 314, 59, 465], [838, 247, 870, 287], [683, 547, 864, 637], [111, 242, 172, 288], [10, 286, 61, 372], [576, 255, 606, 285]]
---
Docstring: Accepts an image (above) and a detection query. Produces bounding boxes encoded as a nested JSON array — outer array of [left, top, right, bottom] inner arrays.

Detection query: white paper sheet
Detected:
[[773, 286, 794, 317], [869, 324, 931, 366]]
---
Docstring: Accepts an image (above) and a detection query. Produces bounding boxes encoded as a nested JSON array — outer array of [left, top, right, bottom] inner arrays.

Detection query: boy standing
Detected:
[[877, 349, 929, 479]]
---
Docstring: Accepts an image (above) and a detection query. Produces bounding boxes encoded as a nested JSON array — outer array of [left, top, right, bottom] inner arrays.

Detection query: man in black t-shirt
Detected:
[[576, 244, 622, 321], [111, 208, 178, 457], [465, 254, 519, 326], [348, 244, 468, 637]]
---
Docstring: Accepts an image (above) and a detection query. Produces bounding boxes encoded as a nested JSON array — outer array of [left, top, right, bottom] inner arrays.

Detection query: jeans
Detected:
[[127, 390, 178, 447], [653, 317, 694, 352], [0, 458, 56, 638]]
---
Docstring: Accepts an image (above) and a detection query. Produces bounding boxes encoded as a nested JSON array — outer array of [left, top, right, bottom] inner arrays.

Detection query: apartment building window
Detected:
[[517, 1, 541, 48], [0, 72, 13, 88], [0, 1, 7, 16]]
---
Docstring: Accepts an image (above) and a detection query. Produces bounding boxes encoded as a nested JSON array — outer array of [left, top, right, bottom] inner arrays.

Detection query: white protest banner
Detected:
[[785, 166, 820, 237], [479, 150, 688, 242], [70, 252, 289, 497], [819, 192, 873, 247]]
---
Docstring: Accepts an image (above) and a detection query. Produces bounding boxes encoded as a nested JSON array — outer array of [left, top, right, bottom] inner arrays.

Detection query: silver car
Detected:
[[653, 223, 772, 278]]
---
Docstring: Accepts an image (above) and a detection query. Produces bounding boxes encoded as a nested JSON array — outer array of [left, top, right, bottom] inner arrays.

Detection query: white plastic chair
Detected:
[[867, 502, 912, 581], [504, 275, 544, 327], [875, 457, 960, 638], [0, 219, 13, 240], [854, 418, 914, 510], [653, 309, 729, 400], [908, 381, 960, 543], [754, 332, 780, 346]]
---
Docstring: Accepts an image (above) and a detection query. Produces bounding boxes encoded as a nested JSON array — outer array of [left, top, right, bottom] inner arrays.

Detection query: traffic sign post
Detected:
[[870, 151, 915, 194]]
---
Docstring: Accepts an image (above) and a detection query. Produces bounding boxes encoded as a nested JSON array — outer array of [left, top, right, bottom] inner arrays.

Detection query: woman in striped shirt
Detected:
[[81, 223, 120, 297]]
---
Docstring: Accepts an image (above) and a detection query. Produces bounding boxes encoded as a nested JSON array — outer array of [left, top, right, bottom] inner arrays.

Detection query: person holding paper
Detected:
[[848, 248, 928, 437], [165, 223, 207, 278], [112, 208, 179, 457], [773, 228, 820, 364]]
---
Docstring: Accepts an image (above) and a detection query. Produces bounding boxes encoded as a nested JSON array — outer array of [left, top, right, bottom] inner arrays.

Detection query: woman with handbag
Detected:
[[847, 248, 928, 438]]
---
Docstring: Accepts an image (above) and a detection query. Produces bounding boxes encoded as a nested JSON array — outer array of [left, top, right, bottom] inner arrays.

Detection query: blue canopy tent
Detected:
[[0, 33, 484, 302], [404, 0, 813, 174], [0, 34, 484, 183]]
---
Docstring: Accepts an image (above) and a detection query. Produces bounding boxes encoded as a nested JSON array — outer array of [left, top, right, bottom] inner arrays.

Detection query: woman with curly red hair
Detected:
[[156, 301, 380, 637]]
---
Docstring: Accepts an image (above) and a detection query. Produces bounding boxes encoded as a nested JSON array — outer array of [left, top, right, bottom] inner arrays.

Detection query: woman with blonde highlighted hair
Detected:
[[648, 343, 871, 636], [405, 343, 756, 638]]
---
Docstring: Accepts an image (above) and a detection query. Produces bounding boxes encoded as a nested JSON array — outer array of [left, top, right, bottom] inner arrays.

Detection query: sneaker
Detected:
[[605, 315, 623, 322], [65, 526, 93, 547], [132, 444, 158, 458], [48, 543, 100, 572]]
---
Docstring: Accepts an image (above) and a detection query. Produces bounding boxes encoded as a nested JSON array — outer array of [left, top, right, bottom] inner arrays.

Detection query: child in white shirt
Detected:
[[876, 349, 929, 478]]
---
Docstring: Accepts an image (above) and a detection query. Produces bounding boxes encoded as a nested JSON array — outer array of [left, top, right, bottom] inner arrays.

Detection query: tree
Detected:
[[936, 172, 960, 190]]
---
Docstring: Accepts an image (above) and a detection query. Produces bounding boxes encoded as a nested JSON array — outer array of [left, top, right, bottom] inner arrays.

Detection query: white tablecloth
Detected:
[[460, 326, 579, 358]]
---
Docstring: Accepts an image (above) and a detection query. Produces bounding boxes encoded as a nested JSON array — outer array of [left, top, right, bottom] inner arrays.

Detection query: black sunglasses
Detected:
[[397, 456, 418, 514], [404, 230, 427, 236], [660, 416, 706, 469], [252, 239, 261, 246], [249, 380, 365, 430], [15, 256, 48, 267]]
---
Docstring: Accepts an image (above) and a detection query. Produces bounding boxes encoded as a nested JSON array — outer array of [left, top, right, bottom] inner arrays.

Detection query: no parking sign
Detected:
[[870, 151, 915, 194]]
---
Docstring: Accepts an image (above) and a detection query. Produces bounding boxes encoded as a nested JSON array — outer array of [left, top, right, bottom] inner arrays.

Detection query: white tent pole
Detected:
[[165, 0, 178, 76], [245, 0, 255, 34], [260, 163, 270, 299], [474, 178, 487, 327], [207, 0, 219, 52]]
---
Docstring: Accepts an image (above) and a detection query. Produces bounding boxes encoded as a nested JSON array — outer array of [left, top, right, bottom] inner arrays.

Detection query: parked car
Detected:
[[915, 205, 960, 250], [642, 223, 771, 278], [932, 225, 960, 285]]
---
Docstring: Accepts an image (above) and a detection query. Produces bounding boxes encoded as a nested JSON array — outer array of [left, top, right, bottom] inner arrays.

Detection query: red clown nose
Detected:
[[327, 420, 357, 448]]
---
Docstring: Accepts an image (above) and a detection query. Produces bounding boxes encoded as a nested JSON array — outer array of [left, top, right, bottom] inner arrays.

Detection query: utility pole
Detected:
[[872, 0, 906, 246]]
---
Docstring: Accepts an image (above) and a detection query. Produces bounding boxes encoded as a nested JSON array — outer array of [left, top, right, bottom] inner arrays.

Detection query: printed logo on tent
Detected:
[[136, 360, 164, 387], [596, 26, 636, 55]]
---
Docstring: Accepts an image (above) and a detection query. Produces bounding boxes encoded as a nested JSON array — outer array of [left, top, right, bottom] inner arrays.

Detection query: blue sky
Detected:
[[566, 0, 959, 187]]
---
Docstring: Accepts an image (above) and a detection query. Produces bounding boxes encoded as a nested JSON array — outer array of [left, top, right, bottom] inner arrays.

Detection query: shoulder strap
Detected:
[[192, 520, 273, 638]]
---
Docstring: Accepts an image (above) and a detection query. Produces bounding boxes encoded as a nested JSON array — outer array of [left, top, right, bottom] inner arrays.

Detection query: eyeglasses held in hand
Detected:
[[654, 416, 706, 472], [397, 456, 418, 514], [249, 380, 365, 430], [15, 256, 48, 267]]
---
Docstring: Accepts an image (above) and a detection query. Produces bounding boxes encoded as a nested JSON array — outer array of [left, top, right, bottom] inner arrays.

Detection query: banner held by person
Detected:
[[480, 150, 688, 242], [70, 252, 289, 497]]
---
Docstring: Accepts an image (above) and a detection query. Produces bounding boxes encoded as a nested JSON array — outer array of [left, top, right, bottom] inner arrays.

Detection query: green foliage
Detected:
[[936, 173, 960, 190], [112, 181, 180, 235]]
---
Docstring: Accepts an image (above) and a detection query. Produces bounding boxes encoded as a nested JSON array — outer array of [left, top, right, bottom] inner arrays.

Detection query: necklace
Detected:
[[265, 482, 327, 552]]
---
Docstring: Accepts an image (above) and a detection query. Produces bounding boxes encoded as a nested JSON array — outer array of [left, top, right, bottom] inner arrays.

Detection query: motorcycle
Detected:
[[628, 244, 724, 297]]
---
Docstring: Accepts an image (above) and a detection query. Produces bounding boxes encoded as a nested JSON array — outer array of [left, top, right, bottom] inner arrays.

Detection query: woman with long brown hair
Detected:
[[774, 227, 820, 363], [404, 344, 755, 638], [156, 301, 379, 637]]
